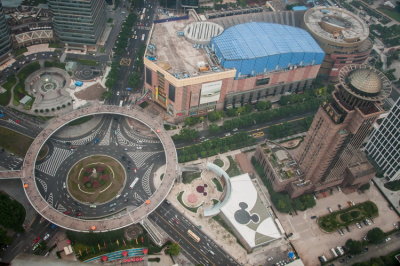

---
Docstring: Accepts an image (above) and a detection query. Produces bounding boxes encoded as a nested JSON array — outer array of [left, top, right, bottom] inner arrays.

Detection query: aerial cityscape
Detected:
[[0, 0, 399, 265]]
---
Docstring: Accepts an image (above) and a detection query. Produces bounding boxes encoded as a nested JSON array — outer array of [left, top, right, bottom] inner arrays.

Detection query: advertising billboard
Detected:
[[200, 80, 222, 104]]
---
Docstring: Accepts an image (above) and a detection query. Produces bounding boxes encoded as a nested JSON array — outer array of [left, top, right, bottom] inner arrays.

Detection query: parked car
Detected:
[[43, 233, 50, 241], [311, 216, 317, 219]]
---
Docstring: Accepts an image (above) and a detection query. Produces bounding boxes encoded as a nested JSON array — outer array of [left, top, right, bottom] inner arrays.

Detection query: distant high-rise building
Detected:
[[0, 1, 12, 64], [303, 7, 372, 82], [296, 64, 392, 191], [366, 98, 400, 181], [49, 0, 106, 51]]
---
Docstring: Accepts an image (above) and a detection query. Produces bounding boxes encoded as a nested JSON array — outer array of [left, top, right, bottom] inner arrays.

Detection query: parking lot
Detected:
[[274, 184, 399, 266]]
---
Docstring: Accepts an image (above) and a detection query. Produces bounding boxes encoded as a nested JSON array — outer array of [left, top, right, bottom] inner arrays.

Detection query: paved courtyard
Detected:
[[275, 184, 400, 265]]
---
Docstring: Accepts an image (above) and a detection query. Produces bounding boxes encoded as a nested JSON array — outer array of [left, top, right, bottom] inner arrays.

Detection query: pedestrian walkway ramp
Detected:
[[0, 170, 22, 179]]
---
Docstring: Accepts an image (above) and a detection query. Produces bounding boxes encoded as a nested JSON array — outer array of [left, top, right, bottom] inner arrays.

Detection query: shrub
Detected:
[[367, 227, 385, 244]]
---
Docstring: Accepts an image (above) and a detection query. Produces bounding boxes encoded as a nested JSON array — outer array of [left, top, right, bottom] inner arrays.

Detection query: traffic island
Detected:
[[67, 155, 126, 204]]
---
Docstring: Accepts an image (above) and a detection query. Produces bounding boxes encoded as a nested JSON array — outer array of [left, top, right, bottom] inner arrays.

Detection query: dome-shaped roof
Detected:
[[348, 69, 382, 94]]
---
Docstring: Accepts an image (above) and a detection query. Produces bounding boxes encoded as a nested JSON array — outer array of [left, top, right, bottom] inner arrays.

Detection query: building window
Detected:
[[145, 68, 152, 85], [168, 84, 175, 102], [256, 78, 270, 86]]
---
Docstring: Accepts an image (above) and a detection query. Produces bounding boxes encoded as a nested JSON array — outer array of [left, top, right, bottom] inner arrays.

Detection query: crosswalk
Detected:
[[123, 127, 160, 144], [127, 151, 160, 168], [133, 192, 144, 206], [116, 126, 137, 147], [36, 147, 74, 176], [141, 164, 153, 196], [56, 125, 103, 146], [56, 203, 67, 212], [36, 177, 48, 193], [47, 192, 53, 206], [99, 123, 112, 146]]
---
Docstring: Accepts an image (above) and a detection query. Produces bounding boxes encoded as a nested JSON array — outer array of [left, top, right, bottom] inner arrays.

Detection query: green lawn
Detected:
[[213, 158, 224, 167], [226, 156, 242, 177], [48, 42, 63, 48], [0, 75, 17, 106], [182, 172, 201, 184], [13, 62, 40, 107], [177, 191, 200, 213], [318, 201, 379, 232], [44, 60, 66, 69], [0, 127, 35, 157], [212, 177, 223, 192], [68, 116, 93, 126], [0, 127, 47, 158], [377, 8, 400, 22], [76, 59, 99, 66], [13, 47, 28, 57]]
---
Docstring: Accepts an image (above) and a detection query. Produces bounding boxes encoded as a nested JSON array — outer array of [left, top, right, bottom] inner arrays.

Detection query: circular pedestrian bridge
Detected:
[[22, 105, 178, 232]]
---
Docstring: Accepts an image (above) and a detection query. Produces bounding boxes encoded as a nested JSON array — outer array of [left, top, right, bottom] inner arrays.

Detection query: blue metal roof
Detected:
[[211, 22, 323, 61], [210, 22, 325, 77]]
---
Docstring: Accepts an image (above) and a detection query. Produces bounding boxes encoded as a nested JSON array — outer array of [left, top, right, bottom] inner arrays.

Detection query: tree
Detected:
[[345, 239, 363, 255], [359, 183, 370, 192], [207, 111, 223, 122], [0, 193, 26, 232], [367, 228, 385, 244], [184, 116, 201, 126], [0, 228, 11, 245], [165, 242, 180, 256], [209, 123, 220, 134], [225, 108, 237, 117], [256, 100, 272, 110], [172, 128, 199, 142]]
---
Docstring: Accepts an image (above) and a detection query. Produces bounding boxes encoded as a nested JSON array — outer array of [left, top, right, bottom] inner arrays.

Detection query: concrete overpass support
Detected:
[[141, 218, 166, 247]]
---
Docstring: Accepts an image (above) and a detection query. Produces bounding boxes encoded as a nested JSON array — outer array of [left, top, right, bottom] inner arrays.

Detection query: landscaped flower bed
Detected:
[[318, 201, 378, 232]]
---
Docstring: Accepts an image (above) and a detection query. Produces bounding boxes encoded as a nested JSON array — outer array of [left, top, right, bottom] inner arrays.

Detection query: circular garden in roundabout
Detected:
[[67, 155, 126, 204]]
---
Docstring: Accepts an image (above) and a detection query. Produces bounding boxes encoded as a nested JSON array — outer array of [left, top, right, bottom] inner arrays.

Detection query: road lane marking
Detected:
[[153, 212, 215, 266]]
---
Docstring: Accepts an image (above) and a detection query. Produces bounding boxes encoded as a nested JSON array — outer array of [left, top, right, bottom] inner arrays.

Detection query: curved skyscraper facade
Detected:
[[0, 1, 12, 64], [49, 0, 106, 51]]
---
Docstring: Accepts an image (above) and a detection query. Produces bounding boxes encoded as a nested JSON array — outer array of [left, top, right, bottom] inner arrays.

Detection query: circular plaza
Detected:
[[25, 67, 73, 114], [21, 105, 178, 232]]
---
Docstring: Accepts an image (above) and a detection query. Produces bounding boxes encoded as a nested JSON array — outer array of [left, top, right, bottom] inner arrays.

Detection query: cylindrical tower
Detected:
[[303, 7, 372, 82], [335, 64, 392, 113]]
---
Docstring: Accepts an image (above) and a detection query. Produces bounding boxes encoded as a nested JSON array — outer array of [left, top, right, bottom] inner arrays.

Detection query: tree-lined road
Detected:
[[149, 202, 240, 266]]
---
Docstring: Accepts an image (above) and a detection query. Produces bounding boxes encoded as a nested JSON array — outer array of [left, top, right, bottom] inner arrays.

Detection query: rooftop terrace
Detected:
[[304, 6, 369, 44], [146, 16, 224, 79], [261, 142, 303, 181]]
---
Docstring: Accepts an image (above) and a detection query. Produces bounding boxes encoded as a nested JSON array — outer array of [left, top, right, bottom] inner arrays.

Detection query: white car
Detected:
[[116, 91, 120, 96], [43, 233, 50, 241]]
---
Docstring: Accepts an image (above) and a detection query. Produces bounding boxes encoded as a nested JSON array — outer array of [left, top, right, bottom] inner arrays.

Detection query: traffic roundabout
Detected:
[[21, 105, 178, 232], [67, 155, 126, 204]]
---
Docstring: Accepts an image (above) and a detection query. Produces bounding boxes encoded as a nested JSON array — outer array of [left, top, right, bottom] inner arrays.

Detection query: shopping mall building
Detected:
[[144, 11, 325, 118]]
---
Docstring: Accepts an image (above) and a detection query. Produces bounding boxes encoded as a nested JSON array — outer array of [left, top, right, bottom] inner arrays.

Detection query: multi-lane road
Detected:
[[108, 0, 156, 106], [150, 202, 240, 266]]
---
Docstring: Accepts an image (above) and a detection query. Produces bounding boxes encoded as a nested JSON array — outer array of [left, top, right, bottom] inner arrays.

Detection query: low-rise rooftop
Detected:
[[260, 141, 303, 181], [304, 6, 369, 45], [147, 16, 224, 79]]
